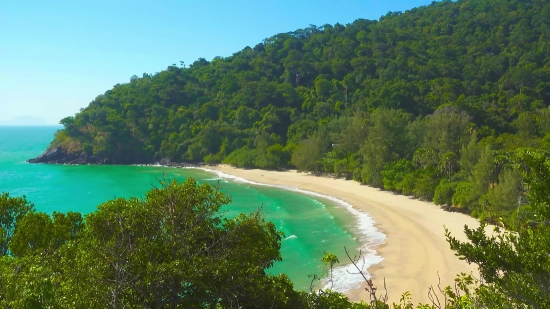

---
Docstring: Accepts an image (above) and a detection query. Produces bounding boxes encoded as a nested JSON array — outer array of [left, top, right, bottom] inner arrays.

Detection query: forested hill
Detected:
[[32, 0, 550, 221]]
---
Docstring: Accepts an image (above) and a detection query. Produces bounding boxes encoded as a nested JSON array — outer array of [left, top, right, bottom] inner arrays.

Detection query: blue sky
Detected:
[[1, 0, 434, 124]]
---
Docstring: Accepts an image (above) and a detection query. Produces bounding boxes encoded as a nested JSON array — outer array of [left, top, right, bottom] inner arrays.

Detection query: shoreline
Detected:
[[33, 160, 486, 304], [192, 165, 387, 295], [193, 164, 486, 305]]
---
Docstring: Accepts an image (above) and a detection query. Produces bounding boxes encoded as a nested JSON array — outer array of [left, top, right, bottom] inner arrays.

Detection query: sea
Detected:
[[0, 126, 385, 292]]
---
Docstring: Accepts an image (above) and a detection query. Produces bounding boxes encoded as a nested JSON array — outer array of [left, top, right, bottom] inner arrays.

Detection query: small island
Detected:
[[0, 116, 49, 126]]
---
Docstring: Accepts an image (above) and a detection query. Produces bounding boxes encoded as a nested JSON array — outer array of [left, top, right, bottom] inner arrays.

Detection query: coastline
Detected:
[[31, 159, 487, 304], [196, 165, 486, 305], [192, 165, 387, 295]]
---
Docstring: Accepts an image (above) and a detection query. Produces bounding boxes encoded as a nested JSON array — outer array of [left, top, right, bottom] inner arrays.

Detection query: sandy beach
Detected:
[[206, 165, 486, 305]]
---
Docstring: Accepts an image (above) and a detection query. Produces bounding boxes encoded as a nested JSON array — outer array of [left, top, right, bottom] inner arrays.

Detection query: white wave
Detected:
[[203, 177, 229, 182], [284, 234, 298, 240], [186, 166, 387, 293], [135, 163, 163, 167], [322, 246, 384, 292]]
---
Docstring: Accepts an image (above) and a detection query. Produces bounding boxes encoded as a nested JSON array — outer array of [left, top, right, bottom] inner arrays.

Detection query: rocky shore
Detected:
[[27, 147, 95, 164], [27, 147, 208, 168]]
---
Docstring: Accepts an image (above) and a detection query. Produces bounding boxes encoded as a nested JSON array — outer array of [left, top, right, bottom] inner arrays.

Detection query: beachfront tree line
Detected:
[[290, 106, 541, 227], [1, 148, 550, 308]]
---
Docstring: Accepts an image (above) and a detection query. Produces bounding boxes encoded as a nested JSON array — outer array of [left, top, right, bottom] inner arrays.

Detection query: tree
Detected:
[[31, 0, 550, 170], [16, 0, 550, 305], [447, 148, 550, 309], [433, 179, 457, 207], [327, 111, 368, 155], [484, 168, 524, 224], [10, 212, 54, 257], [0, 193, 34, 255], [413, 148, 438, 169], [291, 134, 328, 173], [360, 109, 411, 186], [413, 167, 440, 201], [27, 178, 304, 308], [381, 159, 416, 192], [423, 108, 472, 157], [469, 146, 496, 201], [458, 132, 481, 180], [438, 152, 458, 181], [514, 112, 538, 140]]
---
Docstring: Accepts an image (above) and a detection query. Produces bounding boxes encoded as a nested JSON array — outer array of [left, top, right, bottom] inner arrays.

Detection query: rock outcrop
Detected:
[[27, 148, 209, 166], [27, 147, 112, 164]]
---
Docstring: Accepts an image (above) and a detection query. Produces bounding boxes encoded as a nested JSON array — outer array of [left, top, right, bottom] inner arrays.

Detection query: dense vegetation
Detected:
[[0, 180, 302, 308], [19, 0, 550, 306], [42, 0, 550, 226], [3, 147, 550, 308]]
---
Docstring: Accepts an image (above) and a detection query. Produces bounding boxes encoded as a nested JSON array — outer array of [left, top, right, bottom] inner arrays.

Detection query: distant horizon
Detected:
[[0, 124, 62, 126], [0, 115, 60, 126]]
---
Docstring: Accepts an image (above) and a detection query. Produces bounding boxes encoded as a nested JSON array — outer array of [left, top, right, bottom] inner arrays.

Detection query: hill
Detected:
[[31, 0, 550, 223]]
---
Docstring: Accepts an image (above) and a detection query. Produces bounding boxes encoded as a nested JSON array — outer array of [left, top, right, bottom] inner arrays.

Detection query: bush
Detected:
[[381, 159, 416, 192], [412, 168, 439, 201], [222, 147, 260, 168], [433, 179, 457, 207], [399, 172, 417, 196], [203, 153, 222, 165], [266, 143, 291, 167], [452, 182, 477, 210], [254, 154, 281, 170]]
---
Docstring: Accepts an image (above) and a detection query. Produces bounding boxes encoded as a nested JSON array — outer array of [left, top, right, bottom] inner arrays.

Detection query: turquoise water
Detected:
[[0, 126, 381, 291]]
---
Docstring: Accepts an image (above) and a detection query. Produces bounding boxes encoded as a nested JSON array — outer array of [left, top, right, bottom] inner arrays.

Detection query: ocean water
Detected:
[[0, 126, 384, 292]]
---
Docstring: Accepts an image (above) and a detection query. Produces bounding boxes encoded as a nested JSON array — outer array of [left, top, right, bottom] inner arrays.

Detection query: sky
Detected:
[[0, 0, 434, 124]]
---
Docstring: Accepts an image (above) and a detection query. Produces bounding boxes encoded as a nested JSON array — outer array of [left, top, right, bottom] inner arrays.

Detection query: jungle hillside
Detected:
[[35, 0, 550, 225]]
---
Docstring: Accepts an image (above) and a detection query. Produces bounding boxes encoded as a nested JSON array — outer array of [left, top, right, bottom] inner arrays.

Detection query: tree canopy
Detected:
[[0, 179, 305, 308], [46, 0, 550, 162]]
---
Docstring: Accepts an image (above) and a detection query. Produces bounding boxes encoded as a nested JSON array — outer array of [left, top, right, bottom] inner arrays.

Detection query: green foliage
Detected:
[[30, 1, 550, 305], [0, 193, 34, 255], [457, 133, 481, 179], [412, 167, 440, 201], [424, 108, 472, 157], [433, 179, 457, 207], [1, 180, 487, 309], [46, 0, 550, 172], [0, 179, 310, 308], [291, 134, 328, 172], [483, 167, 524, 224], [447, 148, 550, 309], [30, 0, 550, 227], [9, 212, 54, 257], [223, 146, 261, 168], [381, 159, 416, 191], [438, 152, 458, 181], [451, 182, 477, 211], [14, 170, 550, 308], [469, 146, 496, 196], [360, 109, 411, 185], [203, 153, 222, 164]]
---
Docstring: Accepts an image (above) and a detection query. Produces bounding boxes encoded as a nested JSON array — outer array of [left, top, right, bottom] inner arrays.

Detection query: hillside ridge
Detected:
[[30, 0, 550, 223]]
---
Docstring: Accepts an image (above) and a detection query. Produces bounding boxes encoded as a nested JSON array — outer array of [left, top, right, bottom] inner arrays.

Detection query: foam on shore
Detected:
[[192, 167, 386, 293]]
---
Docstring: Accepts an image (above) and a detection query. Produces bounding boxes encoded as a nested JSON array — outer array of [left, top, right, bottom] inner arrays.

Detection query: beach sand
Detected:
[[207, 165, 487, 305]]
